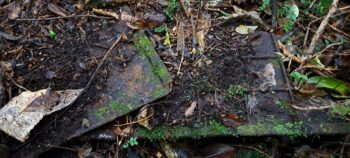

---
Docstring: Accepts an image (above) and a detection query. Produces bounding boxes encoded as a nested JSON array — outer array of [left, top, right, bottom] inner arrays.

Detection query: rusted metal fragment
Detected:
[[71, 30, 172, 138]]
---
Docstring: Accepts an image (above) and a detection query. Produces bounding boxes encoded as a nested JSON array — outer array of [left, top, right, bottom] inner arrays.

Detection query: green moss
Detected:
[[95, 107, 109, 121], [134, 35, 155, 57], [236, 123, 268, 136], [154, 66, 168, 79], [134, 120, 231, 141], [108, 101, 131, 115], [152, 87, 167, 98], [272, 121, 305, 139], [227, 84, 246, 98]]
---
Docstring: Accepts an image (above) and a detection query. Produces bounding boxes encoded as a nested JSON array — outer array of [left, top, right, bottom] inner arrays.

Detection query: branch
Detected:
[[307, 0, 339, 54]]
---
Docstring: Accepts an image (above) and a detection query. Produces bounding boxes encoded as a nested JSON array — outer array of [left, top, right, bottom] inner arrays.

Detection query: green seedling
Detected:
[[49, 30, 57, 39], [154, 24, 167, 33], [278, 3, 299, 32], [165, 0, 177, 20], [122, 137, 139, 148], [289, 71, 308, 90], [227, 84, 246, 98], [259, 0, 270, 11]]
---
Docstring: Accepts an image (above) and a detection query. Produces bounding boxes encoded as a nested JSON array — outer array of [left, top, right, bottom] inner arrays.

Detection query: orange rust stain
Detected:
[[125, 64, 144, 97]]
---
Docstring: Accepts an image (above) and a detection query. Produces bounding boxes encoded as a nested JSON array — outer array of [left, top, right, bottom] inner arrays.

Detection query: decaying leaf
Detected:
[[176, 20, 185, 53], [114, 126, 132, 137], [196, 12, 211, 52], [47, 2, 68, 17], [8, 2, 21, 20], [259, 63, 276, 91], [185, 101, 197, 117], [235, 25, 258, 35], [179, 0, 191, 17], [196, 30, 205, 52], [136, 105, 154, 130], [0, 88, 83, 142], [77, 144, 92, 158]]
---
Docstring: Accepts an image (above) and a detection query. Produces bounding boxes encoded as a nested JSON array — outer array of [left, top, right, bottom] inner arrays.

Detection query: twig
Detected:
[[270, 0, 278, 29], [232, 145, 272, 158], [328, 24, 350, 39], [16, 14, 112, 21], [288, 103, 333, 111], [219, 6, 271, 31], [114, 114, 153, 127], [306, 0, 339, 54], [10, 78, 30, 91], [278, 41, 335, 77], [340, 135, 350, 158], [304, 9, 350, 48], [85, 35, 123, 88], [303, 42, 342, 64]]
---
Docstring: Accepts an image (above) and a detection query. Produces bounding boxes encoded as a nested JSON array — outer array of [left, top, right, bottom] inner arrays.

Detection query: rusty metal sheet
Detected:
[[71, 30, 172, 138]]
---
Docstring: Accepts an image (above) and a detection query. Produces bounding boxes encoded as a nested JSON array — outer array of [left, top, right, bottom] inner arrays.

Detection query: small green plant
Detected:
[[259, 0, 270, 11], [165, 0, 177, 20], [289, 71, 308, 89], [122, 137, 139, 148], [275, 99, 288, 109], [278, 3, 299, 32], [315, 0, 333, 15], [329, 100, 350, 118], [49, 30, 57, 39], [154, 24, 167, 33], [227, 84, 246, 98]]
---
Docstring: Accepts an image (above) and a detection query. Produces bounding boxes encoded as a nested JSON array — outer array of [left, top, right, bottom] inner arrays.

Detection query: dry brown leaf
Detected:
[[185, 101, 197, 117], [176, 20, 185, 53], [114, 126, 132, 137], [196, 30, 205, 52], [179, 0, 191, 17], [47, 2, 68, 17]]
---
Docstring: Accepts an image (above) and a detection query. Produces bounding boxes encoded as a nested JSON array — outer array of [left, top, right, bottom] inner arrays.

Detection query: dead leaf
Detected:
[[196, 30, 205, 52], [176, 20, 185, 53], [136, 105, 154, 130], [114, 126, 132, 137], [259, 63, 276, 91], [77, 144, 92, 158], [179, 0, 191, 17], [235, 25, 258, 35], [0, 88, 83, 142], [47, 3, 68, 17], [8, 2, 21, 20], [185, 101, 197, 117]]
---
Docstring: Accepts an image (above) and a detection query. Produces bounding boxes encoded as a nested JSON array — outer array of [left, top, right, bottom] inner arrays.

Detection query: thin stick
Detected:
[[340, 135, 350, 158], [306, 0, 339, 54], [10, 78, 30, 91], [303, 10, 350, 48], [85, 35, 122, 88], [232, 145, 272, 158], [114, 114, 153, 127], [303, 42, 342, 64], [289, 103, 333, 111], [16, 14, 112, 21]]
